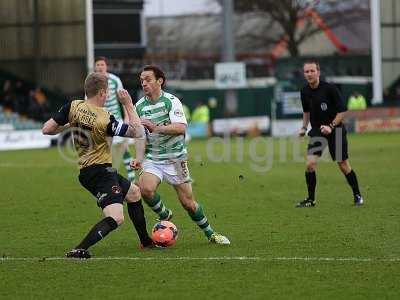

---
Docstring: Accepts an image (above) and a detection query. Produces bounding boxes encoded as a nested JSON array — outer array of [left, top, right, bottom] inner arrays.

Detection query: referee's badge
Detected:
[[321, 102, 328, 111]]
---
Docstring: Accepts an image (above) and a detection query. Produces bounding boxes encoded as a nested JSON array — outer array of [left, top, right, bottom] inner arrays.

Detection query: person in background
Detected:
[[347, 91, 367, 110], [296, 61, 364, 208], [191, 101, 210, 123]]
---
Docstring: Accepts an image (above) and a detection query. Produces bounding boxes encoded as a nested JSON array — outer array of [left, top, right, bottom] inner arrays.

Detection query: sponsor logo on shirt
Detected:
[[111, 185, 121, 194], [174, 109, 183, 117], [320, 102, 328, 111]]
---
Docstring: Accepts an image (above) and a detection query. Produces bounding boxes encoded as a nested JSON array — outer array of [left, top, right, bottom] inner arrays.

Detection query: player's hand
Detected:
[[117, 89, 133, 105], [320, 125, 332, 135], [130, 159, 142, 170], [298, 127, 306, 137], [141, 118, 157, 132]]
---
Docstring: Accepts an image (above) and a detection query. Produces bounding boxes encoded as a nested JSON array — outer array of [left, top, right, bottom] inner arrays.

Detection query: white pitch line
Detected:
[[1, 256, 400, 262], [273, 257, 400, 262], [0, 256, 261, 262]]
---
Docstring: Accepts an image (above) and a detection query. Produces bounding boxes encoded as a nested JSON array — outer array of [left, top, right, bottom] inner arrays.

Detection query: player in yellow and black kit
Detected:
[[42, 72, 155, 258]]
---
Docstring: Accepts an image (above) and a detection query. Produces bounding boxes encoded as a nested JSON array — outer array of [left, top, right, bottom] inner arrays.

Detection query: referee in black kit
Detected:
[[296, 60, 363, 207]]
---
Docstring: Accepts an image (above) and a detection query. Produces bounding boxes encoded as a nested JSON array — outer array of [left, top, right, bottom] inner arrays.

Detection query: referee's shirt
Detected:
[[300, 81, 347, 136]]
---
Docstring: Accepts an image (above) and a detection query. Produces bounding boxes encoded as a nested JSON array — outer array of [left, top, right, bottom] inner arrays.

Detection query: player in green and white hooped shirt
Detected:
[[130, 65, 230, 245], [94, 57, 135, 181]]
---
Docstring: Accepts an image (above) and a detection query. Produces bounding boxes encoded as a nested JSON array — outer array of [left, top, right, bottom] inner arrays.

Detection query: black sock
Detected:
[[76, 216, 118, 250], [305, 171, 316, 200], [345, 170, 361, 196], [127, 201, 153, 246]]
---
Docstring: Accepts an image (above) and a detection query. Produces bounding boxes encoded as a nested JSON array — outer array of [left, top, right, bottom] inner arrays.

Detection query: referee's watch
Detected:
[[329, 121, 337, 130]]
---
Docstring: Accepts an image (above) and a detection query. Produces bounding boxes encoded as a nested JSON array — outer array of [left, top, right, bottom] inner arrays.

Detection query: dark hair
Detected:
[[140, 65, 166, 87], [303, 60, 320, 70], [95, 56, 108, 65]]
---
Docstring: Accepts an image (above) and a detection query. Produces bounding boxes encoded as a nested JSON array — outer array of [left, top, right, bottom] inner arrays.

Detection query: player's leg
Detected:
[[112, 139, 135, 182], [296, 135, 328, 207], [173, 182, 212, 237], [305, 154, 318, 199], [296, 154, 319, 207], [67, 203, 123, 259], [139, 169, 172, 220], [329, 127, 363, 205], [111, 140, 124, 169], [337, 160, 363, 205], [121, 141, 136, 182], [67, 166, 124, 258], [173, 182, 230, 244], [122, 177, 153, 247]]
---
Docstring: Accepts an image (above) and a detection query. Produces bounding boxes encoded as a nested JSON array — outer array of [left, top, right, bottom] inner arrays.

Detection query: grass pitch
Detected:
[[0, 133, 399, 299]]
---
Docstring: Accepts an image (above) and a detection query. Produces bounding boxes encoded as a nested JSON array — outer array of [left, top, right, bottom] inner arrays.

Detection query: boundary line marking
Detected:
[[1, 256, 400, 262]]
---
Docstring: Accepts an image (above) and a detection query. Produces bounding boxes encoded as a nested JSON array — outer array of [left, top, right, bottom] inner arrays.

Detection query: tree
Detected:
[[216, 0, 369, 57]]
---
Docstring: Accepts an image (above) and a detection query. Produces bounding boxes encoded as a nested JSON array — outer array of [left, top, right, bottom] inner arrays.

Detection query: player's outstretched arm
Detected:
[[153, 123, 186, 135], [42, 119, 70, 135], [106, 114, 146, 162], [117, 89, 140, 125], [125, 123, 146, 163]]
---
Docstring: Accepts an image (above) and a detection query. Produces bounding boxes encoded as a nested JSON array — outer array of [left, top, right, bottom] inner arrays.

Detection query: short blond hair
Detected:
[[84, 72, 108, 98]]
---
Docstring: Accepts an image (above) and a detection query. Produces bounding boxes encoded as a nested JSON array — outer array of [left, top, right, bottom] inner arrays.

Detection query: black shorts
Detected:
[[307, 126, 348, 161], [78, 164, 131, 209]]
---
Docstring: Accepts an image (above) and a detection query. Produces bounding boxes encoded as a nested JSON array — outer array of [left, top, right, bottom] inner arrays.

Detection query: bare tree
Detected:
[[217, 0, 369, 57]]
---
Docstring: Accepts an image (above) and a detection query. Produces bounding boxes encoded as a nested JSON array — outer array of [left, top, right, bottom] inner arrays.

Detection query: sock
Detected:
[[143, 193, 170, 220], [188, 203, 214, 238], [123, 150, 135, 181], [127, 201, 153, 246], [75, 216, 118, 250], [305, 171, 316, 200], [345, 170, 361, 196]]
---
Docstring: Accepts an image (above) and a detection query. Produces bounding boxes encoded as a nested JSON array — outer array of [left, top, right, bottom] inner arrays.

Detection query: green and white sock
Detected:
[[143, 193, 170, 220], [188, 203, 214, 238], [123, 150, 135, 182]]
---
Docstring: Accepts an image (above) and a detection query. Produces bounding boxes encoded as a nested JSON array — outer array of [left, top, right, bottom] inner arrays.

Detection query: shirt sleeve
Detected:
[[169, 98, 187, 125], [106, 114, 129, 137], [330, 84, 347, 113], [116, 76, 124, 90], [52, 102, 71, 125], [300, 89, 310, 113]]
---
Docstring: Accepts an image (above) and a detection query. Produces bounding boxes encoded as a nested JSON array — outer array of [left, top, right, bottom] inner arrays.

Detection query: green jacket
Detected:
[[191, 105, 210, 123], [347, 95, 367, 110]]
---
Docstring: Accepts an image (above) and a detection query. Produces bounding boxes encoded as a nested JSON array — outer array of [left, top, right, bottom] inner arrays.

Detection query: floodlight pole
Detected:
[[222, 0, 235, 62], [370, 0, 383, 104], [222, 0, 238, 115], [85, 0, 94, 73], [33, 0, 41, 84]]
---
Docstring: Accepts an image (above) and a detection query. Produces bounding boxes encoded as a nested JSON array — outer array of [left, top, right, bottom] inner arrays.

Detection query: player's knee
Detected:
[[338, 161, 350, 174], [112, 214, 124, 226], [125, 184, 141, 203], [140, 184, 155, 200], [306, 161, 316, 172]]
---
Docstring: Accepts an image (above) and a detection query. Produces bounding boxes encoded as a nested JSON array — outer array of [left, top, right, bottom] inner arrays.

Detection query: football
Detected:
[[151, 221, 178, 247]]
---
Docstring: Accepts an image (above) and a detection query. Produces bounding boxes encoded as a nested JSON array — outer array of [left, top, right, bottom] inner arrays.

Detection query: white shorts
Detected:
[[142, 159, 192, 185], [112, 136, 135, 145]]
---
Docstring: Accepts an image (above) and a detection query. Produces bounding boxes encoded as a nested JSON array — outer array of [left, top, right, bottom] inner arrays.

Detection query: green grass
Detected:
[[0, 133, 400, 299]]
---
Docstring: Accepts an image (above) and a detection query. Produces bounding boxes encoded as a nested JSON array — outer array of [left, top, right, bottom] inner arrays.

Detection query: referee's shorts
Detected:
[[307, 126, 349, 161]]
